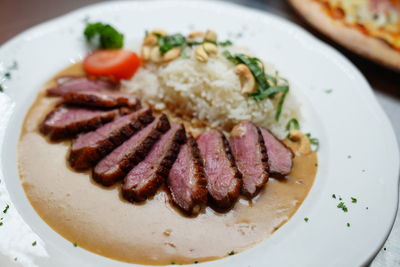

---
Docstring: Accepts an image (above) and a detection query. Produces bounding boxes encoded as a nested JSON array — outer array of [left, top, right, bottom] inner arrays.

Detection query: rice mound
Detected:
[[122, 49, 300, 139]]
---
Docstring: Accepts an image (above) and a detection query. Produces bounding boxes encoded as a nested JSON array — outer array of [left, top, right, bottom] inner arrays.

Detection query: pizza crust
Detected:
[[289, 0, 400, 72]]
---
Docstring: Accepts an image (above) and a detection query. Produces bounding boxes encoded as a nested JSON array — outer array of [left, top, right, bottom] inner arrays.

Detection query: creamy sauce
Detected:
[[18, 63, 318, 265]]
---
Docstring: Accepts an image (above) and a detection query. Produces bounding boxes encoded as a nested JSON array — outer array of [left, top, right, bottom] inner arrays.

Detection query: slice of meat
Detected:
[[122, 123, 186, 202], [197, 130, 242, 209], [47, 77, 116, 97], [39, 106, 120, 141], [62, 90, 141, 109], [229, 122, 269, 198], [69, 108, 154, 170], [260, 127, 294, 177], [93, 114, 170, 186], [167, 135, 207, 214]]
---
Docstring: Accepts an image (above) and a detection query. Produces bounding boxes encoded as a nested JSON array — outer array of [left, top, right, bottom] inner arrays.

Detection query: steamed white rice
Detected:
[[122, 47, 300, 139]]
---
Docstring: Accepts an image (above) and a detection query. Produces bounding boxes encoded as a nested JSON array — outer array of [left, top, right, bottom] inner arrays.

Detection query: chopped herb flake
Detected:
[[0, 222, 3, 226], [194, 261, 199, 264], [304, 217, 309, 222], [32, 241, 37, 246], [324, 89, 333, 94], [4, 72, 11, 79], [305, 133, 319, 151], [315, 163, 318, 167], [218, 40, 233, 46], [3, 205, 9, 214], [347, 155, 352, 159], [171, 262, 176, 265], [222, 50, 290, 121], [84, 22, 124, 49], [351, 197, 357, 203], [332, 194, 336, 199], [73, 242, 78, 247], [286, 118, 300, 131], [0, 85, 3, 92], [347, 223, 350, 227], [339, 197, 343, 201], [158, 33, 186, 53], [228, 251, 235, 256], [337, 202, 348, 212], [366, 207, 369, 210]]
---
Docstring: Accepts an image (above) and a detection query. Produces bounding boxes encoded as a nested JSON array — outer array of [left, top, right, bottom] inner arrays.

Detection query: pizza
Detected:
[[289, 0, 400, 71]]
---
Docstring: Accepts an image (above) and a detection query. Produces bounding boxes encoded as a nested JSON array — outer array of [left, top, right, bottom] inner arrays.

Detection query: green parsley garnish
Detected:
[[218, 40, 233, 46], [286, 118, 300, 131], [32, 241, 37, 246], [194, 261, 199, 264], [0, 85, 3, 92], [324, 89, 333, 94], [4, 72, 11, 79], [3, 205, 9, 214], [315, 163, 318, 167], [84, 22, 124, 49], [223, 50, 289, 121], [158, 33, 186, 53], [332, 194, 336, 199], [73, 242, 78, 247], [347, 155, 352, 159], [351, 197, 357, 203], [171, 262, 176, 265], [228, 251, 235, 256], [153, 32, 232, 54], [304, 217, 309, 222], [366, 207, 369, 210], [347, 223, 350, 227], [0, 222, 3, 226], [337, 202, 348, 212], [305, 133, 319, 151]]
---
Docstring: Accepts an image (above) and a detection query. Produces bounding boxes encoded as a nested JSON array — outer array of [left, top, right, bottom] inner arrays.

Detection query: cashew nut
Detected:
[[149, 46, 162, 63], [204, 30, 217, 42], [150, 29, 167, 37], [289, 130, 312, 155], [203, 42, 218, 55], [188, 31, 205, 38], [141, 46, 151, 61], [195, 45, 208, 62], [235, 64, 256, 95], [143, 34, 158, 46], [162, 48, 181, 63]]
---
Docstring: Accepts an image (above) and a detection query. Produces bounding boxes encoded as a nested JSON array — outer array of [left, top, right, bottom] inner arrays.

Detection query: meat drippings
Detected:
[[18, 63, 318, 265]]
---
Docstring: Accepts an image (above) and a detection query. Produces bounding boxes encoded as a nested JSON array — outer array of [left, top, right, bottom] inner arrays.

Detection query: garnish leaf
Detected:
[[218, 40, 233, 46], [222, 50, 290, 121], [305, 133, 319, 151], [158, 33, 186, 53], [3, 205, 9, 214], [337, 202, 348, 212], [286, 118, 300, 131], [84, 22, 124, 49]]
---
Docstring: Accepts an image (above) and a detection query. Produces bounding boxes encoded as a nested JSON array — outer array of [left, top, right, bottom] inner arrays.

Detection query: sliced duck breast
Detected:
[[39, 106, 120, 141], [259, 127, 294, 177], [62, 90, 141, 109], [92, 114, 170, 186], [47, 77, 116, 96], [197, 130, 241, 209], [167, 135, 207, 214], [69, 108, 153, 170], [229, 122, 269, 198], [122, 123, 186, 202]]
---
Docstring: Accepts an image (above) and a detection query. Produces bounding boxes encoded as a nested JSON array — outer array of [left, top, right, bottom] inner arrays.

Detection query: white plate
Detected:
[[0, 1, 398, 267]]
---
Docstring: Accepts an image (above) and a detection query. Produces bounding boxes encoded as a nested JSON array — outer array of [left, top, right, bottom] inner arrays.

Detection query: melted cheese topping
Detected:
[[317, 0, 400, 49]]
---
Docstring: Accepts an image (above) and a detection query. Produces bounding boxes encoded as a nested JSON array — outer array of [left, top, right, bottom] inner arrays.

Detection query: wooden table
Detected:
[[1, 0, 399, 266]]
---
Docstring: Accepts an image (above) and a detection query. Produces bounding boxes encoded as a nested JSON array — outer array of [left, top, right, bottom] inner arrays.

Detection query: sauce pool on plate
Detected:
[[18, 63, 317, 265]]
